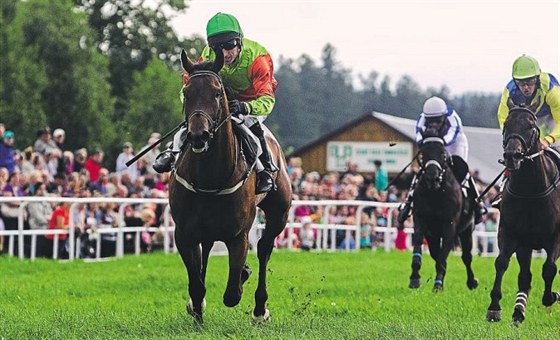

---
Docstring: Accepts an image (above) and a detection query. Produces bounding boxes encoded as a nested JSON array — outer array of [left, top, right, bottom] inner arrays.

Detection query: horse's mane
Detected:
[[188, 61, 218, 74]]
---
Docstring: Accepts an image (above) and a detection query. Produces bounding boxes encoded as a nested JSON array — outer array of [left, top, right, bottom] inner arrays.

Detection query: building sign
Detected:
[[326, 141, 413, 172]]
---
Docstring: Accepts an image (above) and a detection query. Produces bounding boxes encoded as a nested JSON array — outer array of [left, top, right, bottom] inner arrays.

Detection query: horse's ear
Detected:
[[506, 97, 516, 110], [527, 96, 541, 114], [211, 47, 224, 74], [181, 49, 194, 73]]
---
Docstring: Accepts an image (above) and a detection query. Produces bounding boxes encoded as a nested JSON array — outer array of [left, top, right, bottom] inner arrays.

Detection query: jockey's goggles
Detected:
[[515, 77, 538, 87], [215, 39, 240, 51]]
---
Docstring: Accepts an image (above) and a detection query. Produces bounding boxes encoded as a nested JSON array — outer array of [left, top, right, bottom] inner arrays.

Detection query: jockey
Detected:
[[397, 96, 487, 228], [492, 55, 560, 207], [153, 12, 278, 194], [498, 55, 560, 148]]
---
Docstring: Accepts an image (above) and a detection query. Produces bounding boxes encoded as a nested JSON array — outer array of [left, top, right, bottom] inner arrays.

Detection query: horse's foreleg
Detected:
[[176, 237, 206, 323], [409, 229, 424, 289], [486, 240, 517, 322], [511, 247, 532, 325], [425, 234, 446, 291], [459, 229, 478, 290], [541, 253, 559, 307], [223, 232, 249, 308]]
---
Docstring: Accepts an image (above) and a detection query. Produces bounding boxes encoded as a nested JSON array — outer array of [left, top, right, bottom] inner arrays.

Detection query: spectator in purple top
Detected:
[[0, 130, 17, 174]]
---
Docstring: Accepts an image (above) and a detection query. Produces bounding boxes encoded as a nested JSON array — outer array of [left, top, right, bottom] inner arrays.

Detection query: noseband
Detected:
[[419, 137, 448, 187], [184, 70, 232, 140]]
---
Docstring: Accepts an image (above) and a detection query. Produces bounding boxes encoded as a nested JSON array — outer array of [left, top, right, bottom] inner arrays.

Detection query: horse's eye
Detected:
[[215, 91, 222, 99], [513, 152, 523, 160]]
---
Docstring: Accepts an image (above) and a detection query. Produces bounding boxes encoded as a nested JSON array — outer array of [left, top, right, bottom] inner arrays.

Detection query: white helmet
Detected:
[[422, 96, 448, 117]]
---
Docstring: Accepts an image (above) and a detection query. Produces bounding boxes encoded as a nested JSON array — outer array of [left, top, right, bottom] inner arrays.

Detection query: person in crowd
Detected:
[[1, 170, 25, 254], [116, 142, 139, 181], [397, 96, 487, 227], [45, 200, 71, 259], [85, 149, 104, 183], [140, 132, 162, 176], [52, 128, 68, 177], [492, 54, 560, 207], [0, 130, 17, 175], [73, 148, 88, 174], [153, 12, 279, 194], [33, 127, 59, 156], [26, 182, 53, 257], [484, 211, 499, 253], [374, 160, 388, 193], [299, 215, 315, 251], [90, 168, 110, 195]]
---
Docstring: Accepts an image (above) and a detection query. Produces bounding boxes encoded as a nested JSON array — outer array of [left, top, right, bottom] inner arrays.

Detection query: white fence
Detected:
[[0, 196, 500, 261]]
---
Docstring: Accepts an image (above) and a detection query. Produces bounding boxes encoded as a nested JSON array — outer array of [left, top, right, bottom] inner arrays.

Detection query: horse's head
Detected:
[[180, 49, 229, 153], [502, 98, 540, 171], [418, 134, 450, 191]]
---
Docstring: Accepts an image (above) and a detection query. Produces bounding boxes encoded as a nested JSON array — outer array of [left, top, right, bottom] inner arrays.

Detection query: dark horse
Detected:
[[486, 101, 560, 324], [169, 49, 292, 323], [408, 132, 479, 291]]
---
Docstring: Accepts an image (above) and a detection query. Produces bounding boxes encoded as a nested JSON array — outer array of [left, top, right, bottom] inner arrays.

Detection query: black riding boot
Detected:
[[153, 148, 176, 173], [250, 123, 277, 194], [397, 192, 413, 229], [467, 177, 487, 224], [397, 174, 417, 229]]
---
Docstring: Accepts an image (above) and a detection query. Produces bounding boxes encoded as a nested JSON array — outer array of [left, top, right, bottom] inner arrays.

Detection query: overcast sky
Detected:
[[171, 0, 559, 95]]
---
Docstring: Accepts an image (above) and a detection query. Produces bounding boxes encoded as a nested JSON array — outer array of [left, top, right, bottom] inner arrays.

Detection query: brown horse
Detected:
[[169, 49, 292, 323], [486, 102, 560, 324]]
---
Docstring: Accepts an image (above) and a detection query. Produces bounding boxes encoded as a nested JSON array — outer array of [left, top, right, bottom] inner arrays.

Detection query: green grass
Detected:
[[1, 250, 560, 339]]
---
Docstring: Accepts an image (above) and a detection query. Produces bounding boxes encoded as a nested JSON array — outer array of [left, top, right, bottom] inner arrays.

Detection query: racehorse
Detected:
[[169, 49, 292, 323], [486, 101, 560, 324], [407, 130, 479, 292]]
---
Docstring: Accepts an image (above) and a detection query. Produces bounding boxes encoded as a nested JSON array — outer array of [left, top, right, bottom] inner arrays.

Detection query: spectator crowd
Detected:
[[0, 123, 499, 258]]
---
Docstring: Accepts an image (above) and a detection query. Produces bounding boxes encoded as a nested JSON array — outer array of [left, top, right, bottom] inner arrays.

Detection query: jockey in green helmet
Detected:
[[153, 12, 279, 194], [491, 55, 560, 208]]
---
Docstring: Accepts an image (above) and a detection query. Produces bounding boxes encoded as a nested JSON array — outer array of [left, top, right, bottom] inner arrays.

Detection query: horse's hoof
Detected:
[[511, 319, 523, 327], [223, 290, 242, 307], [409, 279, 421, 289], [468, 278, 479, 290], [486, 309, 501, 322], [432, 284, 443, 292], [252, 309, 271, 324], [187, 298, 206, 322]]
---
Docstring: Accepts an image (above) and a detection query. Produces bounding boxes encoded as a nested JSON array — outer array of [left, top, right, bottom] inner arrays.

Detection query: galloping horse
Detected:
[[169, 49, 292, 323], [486, 101, 560, 324], [408, 131, 479, 291]]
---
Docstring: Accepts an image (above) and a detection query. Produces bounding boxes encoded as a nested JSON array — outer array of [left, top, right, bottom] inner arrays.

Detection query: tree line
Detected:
[[1, 0, 500, 165]]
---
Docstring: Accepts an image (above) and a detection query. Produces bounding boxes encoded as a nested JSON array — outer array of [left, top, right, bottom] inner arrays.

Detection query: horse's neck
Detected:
[[511, 154, 557, 191]]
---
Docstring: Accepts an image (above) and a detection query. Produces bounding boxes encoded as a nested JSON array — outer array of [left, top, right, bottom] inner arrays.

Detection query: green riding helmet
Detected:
[[512, 55, 541, 80], [206, 12, 243, 46]]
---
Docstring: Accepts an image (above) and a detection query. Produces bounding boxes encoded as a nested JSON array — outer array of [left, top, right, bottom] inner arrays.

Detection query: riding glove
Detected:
[[228, 99, 250, 116]]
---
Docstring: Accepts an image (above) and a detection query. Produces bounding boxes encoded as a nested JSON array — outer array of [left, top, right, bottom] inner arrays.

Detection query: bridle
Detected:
[[502, 109, 560, 198], [174, 69, 251, 195], [502, 124, 541, 164], [183, 70, 232, 144], [418, 137, 449, 188]]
